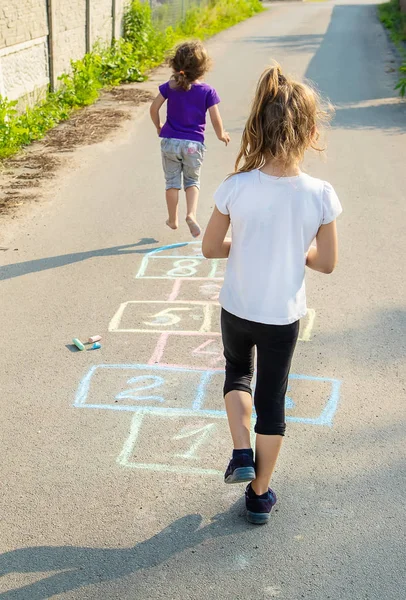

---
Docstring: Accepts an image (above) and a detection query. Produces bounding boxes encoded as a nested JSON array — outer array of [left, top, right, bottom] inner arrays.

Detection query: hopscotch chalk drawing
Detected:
[[135, 242, 224, 280], [74, 242, 341, 475], [75, 364, 341, 424], [109, 301, 221, 335]]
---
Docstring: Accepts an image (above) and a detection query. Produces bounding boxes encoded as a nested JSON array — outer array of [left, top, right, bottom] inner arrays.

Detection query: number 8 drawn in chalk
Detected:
[[115, 376, 165, 402], [167, 259, 200, 277]]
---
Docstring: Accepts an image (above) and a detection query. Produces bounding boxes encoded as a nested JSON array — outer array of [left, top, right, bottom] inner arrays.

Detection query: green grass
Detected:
[[378, 0, 406, 96], [0, 0, 264, 160]]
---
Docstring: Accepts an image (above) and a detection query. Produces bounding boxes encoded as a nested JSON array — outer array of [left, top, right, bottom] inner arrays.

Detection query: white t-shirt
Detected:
[[214, 169, 342, 325]]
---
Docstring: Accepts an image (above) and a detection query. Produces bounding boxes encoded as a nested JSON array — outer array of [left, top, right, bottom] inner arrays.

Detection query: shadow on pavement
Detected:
[[0, 238, 165, 282], [241, 5, 406, 133], [304, 4, 406, 132], [240, 33, 324, 54], [331, 101, 406, 134], [0, 500, 250, 599], [314, 307, 406, 365]]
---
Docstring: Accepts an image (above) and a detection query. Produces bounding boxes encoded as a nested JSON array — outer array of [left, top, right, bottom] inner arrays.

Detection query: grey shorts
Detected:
[[161, 138, 205, 190]]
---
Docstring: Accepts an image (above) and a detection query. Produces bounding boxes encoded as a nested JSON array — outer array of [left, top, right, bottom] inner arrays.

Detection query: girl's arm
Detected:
[[306, 221, 338, 274], [208, 105, 230, 145], [202, 207, 231, 258], [150, 93, 166, 134]]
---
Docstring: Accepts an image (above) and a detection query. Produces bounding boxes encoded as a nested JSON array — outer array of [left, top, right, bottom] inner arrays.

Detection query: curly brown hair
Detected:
[[169, 41, 212, 92], [235, 63, 333, 173]]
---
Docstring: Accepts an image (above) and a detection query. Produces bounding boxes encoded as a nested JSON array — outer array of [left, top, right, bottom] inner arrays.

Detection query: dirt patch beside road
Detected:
[[0, 86, 154, 216]]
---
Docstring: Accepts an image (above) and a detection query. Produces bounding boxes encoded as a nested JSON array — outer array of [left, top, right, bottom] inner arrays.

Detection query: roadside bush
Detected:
[[378, 0, 406, 96]]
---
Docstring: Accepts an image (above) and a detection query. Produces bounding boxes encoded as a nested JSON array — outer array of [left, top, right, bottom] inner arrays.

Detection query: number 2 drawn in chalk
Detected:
[[167, 259, 200, 278], [115, 376, 165, 402], [144, 307, 193, 327], [173, 423, 216, 460]]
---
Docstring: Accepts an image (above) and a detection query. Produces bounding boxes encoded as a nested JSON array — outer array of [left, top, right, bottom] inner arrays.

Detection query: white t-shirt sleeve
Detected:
[[322, 182, 342, 224], [214, 176, 237, 215]]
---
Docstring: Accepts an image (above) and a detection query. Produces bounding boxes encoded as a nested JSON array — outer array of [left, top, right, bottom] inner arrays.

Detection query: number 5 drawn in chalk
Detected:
[[115, 376, 165, 402], [173, 423, 216, 460], [144, 307, 193, 327]]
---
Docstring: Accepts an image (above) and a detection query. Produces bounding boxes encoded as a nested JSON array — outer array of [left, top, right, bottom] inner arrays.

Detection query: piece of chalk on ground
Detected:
[[72, 338, 85, 351], [92, 342, 101, 350], [88, 335, 102, 343]]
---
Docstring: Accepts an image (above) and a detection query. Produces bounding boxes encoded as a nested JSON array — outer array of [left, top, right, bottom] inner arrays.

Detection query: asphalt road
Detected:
[[1, 1, 405, 598]]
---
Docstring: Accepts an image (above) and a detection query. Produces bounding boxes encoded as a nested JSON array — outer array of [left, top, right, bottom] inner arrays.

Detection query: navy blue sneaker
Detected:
[[245, 483, 277, 524], [224, 451, 256, 484]]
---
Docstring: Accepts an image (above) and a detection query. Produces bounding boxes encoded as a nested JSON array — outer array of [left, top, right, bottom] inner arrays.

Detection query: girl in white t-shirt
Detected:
[[202, 64, 342, 524]]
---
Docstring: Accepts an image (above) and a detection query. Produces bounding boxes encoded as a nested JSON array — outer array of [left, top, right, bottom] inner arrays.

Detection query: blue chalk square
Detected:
[[135, 242, 224, 280], [74, 364, 221, 416], [195, 371, 341, 426]]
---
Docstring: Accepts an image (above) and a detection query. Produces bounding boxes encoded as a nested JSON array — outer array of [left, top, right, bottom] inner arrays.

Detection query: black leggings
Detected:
[[221, 309, 300, 436]]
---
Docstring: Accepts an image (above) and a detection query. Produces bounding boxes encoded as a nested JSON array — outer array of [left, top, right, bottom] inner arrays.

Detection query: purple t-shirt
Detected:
[[159, 81, 220, 144]]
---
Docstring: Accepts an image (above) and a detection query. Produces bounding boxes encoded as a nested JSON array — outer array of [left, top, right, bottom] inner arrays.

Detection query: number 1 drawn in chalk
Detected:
[[174, 423, 216, 460], [115, 376, 165, 403]]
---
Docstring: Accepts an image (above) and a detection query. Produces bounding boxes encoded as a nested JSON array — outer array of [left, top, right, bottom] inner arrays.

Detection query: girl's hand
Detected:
[[150, 93, 165, 134], [219, 131, 230, 146]]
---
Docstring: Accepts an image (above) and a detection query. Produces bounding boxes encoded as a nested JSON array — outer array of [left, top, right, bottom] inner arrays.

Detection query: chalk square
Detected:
[[109, 301, 221, 335], [117, 412, 231, 475], [135, 242, 224, 280], [74, 364, 213, 414], [154, 335, 224, 370], [200, 372, 341, 427], [171, 279, 223, 302], [136, 257, 223, 280]]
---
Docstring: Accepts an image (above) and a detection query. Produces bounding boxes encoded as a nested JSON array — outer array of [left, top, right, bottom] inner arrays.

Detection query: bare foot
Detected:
[[166, 219, 178, 230], [186, 217, 201, 238]]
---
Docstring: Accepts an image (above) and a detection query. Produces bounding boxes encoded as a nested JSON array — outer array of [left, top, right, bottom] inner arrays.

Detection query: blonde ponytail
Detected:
[[235, 63, 331, 174]]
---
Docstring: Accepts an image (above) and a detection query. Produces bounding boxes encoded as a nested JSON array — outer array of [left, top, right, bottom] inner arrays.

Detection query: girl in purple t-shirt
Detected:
[[150, 41, 230, 238]]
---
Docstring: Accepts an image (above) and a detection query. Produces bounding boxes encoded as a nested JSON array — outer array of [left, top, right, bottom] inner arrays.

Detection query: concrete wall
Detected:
[[0, 0, 126, 107], [0, 1, 49, 103], [91, 0, 114, 47], [52, 1, 87, 79]]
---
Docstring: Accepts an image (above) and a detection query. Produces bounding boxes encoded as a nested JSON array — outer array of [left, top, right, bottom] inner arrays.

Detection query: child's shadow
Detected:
[[0, 500, 249, 599]]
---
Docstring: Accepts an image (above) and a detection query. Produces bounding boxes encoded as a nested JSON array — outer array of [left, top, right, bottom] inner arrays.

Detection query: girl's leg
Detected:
[[252, 435, 283, 495], [225, 391, 252, 449], [221, 309, 256, 484], [251, 320, 300, 495], [221, 310, 255, 449], [185, 186, 201, 237], [166, 188, 180, 230], [161, 139, 182, 229], [183, 142, 204, 238]]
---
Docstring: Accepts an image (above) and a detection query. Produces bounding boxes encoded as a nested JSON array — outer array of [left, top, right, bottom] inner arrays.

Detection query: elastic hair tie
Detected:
[[179, 70, 185, 75]]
